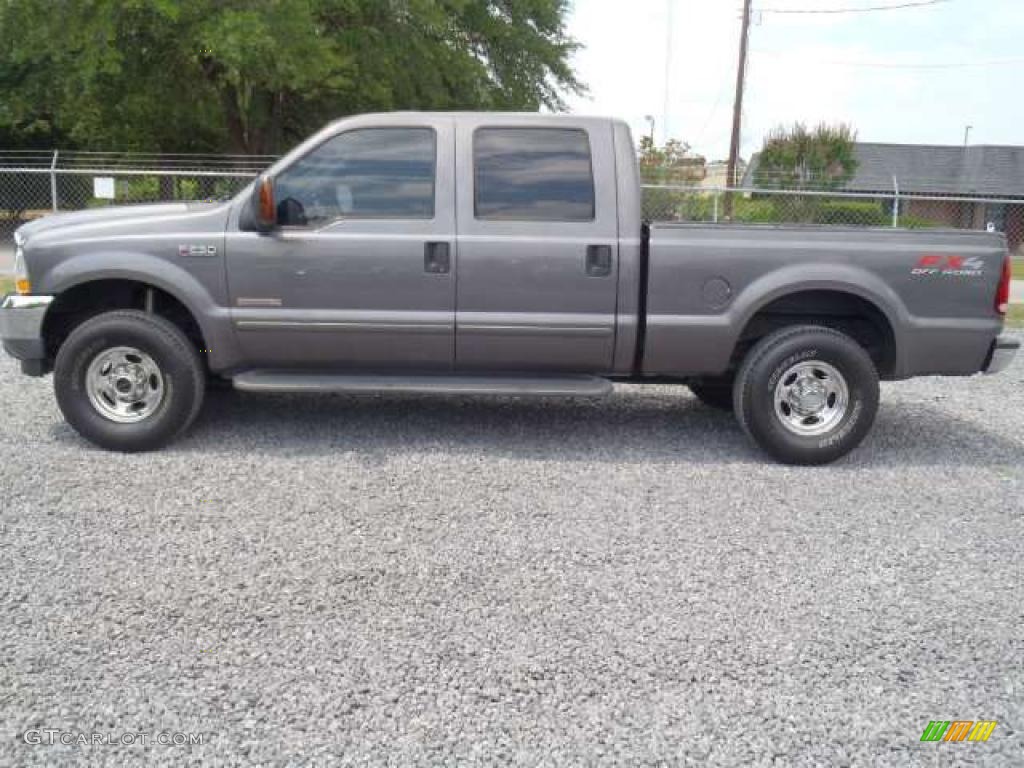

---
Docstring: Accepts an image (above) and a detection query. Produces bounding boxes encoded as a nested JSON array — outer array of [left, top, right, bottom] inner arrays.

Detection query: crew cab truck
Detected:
[[1, 113, 1018, 464]]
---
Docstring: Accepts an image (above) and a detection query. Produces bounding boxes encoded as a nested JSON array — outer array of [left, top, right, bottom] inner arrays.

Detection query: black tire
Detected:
[[689, 381, 735, 411], [54, 310, 206, 452], [733, 325, 879, 465]]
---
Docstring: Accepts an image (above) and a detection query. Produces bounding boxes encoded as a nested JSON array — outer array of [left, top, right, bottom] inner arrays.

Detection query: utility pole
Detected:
[[724, 0, 753, 219]]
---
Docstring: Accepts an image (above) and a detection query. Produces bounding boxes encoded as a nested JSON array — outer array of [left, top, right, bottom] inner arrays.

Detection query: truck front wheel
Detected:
[[54, 310, 206, 452], [733, 325, 879, 465]]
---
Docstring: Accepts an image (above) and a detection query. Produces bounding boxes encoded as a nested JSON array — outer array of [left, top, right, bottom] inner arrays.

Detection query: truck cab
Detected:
[[228, 112, 639, 375]]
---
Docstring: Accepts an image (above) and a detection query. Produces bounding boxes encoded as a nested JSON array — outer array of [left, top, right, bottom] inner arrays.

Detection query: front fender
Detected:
[[38, 251, 241, 372]]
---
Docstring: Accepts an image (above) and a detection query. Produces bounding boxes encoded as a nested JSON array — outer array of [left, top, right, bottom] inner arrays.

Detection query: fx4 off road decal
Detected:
[[912, 254, 984, 277]]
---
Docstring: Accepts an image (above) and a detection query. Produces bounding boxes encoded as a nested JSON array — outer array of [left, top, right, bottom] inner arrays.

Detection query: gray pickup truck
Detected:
[[1, 113, 1017, 463]]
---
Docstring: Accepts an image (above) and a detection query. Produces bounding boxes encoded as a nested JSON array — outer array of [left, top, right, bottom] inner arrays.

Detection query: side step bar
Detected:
[[232, 370, 614, 398]]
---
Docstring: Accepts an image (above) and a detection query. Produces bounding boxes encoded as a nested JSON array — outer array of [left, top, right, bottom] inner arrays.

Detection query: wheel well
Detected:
[[42, 280, 208, 364], [734, 290, 897, 378]]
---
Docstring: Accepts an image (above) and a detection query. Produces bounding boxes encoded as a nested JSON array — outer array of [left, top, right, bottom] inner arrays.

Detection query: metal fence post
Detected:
[[891, 175, 900, 228], [50, 150, 59, 212], [713, 191, 720, 223]]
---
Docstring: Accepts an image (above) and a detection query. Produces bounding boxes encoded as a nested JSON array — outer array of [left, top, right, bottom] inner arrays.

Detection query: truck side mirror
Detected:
[[255, 176, 276, 232], [241, 175, 277, 233]]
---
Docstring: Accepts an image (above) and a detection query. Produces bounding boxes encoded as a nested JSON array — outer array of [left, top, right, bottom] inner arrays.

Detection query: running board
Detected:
[[231, 370, 614, 398]]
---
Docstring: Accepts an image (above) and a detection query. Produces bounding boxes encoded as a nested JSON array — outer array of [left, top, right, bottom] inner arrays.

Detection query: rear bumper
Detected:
[[983, 335, 1020, 375], [0, 294, 53, 375]]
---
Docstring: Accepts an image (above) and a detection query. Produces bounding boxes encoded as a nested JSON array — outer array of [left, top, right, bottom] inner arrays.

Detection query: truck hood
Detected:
[[16, 202, 224, 244]]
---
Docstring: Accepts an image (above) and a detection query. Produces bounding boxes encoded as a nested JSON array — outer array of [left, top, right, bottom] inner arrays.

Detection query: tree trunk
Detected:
[[219, 82, 250, 154]]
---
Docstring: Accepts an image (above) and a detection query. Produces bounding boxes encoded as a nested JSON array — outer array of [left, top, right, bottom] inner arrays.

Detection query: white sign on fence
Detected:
[[93, 177, 116, 200]]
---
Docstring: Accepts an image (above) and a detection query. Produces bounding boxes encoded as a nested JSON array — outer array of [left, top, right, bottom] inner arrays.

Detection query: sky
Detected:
[[565, 0, 1024, 161]]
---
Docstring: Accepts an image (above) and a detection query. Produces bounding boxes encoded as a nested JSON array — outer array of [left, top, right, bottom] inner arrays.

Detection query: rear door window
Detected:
[[473, 128, 595, 222]]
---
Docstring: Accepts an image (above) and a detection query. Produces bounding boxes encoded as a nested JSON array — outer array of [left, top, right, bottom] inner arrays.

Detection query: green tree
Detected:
[[753, 122, 859, 223], [637, 136, 708, 221], [0, 0, 582, 154], [754, 122, 858, 190], [637, 136, 705, 185]]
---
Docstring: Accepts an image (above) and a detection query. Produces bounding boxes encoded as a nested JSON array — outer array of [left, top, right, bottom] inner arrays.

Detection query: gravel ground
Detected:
[[1, 343, 1022, 767]]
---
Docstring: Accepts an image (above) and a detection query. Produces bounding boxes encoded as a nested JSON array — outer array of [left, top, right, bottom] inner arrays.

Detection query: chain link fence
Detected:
[[640, 184, 1024, 256], [1, 152, 1022, 258], [0, 150, 274, 247]]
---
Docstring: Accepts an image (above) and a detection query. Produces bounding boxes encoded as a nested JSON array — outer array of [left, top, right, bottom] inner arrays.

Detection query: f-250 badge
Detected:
[[178, 244, 217, 257], [912, 255, 984, 277]]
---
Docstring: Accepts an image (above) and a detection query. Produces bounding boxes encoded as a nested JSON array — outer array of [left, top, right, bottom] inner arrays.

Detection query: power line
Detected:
[[695, 76, 731, 149], [830, 56, 1024, 69], [753, 49, 1024, 69], [663, 0, 673, 145], [759, 0, 950, 14]]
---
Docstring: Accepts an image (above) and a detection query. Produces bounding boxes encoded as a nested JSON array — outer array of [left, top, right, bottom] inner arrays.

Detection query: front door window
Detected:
[[274, 128, 436, 227]]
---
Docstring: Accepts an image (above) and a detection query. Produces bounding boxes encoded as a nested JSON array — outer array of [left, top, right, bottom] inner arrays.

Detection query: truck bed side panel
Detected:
[[643, 224, 1006, 379]]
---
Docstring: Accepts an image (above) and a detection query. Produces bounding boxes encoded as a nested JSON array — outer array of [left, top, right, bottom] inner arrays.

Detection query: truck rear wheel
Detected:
[[54, 310, 205, 452], [733, 325, 879, 465]]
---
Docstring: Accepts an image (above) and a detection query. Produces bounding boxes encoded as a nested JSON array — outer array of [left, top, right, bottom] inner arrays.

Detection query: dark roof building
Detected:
[[740, 142, 1024, 253], [743, 142, 1024, 198]]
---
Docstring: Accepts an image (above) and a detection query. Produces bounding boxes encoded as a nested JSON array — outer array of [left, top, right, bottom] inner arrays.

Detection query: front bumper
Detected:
[[1, 294, 53, 375], [983, 335, 1020, 375]]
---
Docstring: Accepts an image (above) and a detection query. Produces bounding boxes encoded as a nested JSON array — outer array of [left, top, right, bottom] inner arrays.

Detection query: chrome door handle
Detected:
[[585, 245, 612, 277], [424, 242, 451, 274]]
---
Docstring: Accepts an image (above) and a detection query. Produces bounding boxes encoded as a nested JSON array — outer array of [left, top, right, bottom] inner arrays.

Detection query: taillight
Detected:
[[995, 255, 1011, 316]]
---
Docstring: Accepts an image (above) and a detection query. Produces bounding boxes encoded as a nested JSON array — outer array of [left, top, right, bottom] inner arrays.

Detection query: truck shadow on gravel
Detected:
[[60, 387, 1014, 468]]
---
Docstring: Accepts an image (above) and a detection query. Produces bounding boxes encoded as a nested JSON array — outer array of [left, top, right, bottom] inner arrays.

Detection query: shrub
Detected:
[[814, 201, 889, 226]]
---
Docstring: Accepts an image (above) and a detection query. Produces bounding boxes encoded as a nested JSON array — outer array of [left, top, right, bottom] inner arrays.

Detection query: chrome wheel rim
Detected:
[[774, 360, 849, 437], [85, 346, 165, 423]]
